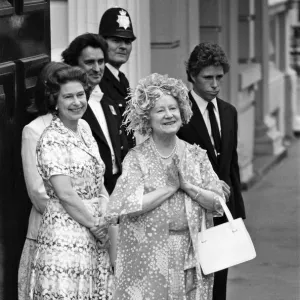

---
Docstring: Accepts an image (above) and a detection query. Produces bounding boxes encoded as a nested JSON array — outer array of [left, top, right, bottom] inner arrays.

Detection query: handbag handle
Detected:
[[200, 197, 237, 243]]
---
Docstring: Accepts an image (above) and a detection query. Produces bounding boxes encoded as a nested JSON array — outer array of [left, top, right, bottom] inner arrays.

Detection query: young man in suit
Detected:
[[98, 7, 136, 148], [177, 42, 246, 300], [62, 33, 129, 194]]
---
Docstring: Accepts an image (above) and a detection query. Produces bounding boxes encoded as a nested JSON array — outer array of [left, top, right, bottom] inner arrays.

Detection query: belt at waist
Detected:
[[169, 229, 189, 236], [50, 197, 100, 202], [49, 197, 101, 207]]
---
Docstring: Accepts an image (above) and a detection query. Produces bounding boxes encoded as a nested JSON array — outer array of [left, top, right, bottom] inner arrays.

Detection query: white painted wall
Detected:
[[50, 0, 151, 89], [50, 0, 68, 62]]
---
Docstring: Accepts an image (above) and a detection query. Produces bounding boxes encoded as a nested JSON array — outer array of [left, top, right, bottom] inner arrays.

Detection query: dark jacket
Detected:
[[177, 92, 245, 220], [100, 66, 135, 148], [82, 94, 129, 194]]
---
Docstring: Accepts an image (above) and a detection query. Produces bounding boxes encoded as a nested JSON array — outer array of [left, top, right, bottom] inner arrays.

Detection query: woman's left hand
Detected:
[[90, 217, 108, 240], [220, 180, 230, 202], [178, 168, 190, 192]]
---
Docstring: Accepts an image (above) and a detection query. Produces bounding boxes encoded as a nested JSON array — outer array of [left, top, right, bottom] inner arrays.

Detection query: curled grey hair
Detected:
[[124, 73, 193, 136]]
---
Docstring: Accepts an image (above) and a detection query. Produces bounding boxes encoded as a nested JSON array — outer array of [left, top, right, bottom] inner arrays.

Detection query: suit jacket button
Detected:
[[119, 130, 122, 134], [119, 104, 123, 107], [121, 146, 123, 150]]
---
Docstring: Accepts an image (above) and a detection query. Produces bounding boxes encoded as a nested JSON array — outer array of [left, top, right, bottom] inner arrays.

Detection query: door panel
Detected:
[[0, 5, 50, 63], [17, 54, 50, 122], [0, 0, 15, 16], [0, 0, 50, 298], [19, 0, 48, 13], [0, 61, 17, 299]]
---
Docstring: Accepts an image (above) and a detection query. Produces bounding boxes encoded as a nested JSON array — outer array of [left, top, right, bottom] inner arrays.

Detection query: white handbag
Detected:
[[198, 199, 256, 275]]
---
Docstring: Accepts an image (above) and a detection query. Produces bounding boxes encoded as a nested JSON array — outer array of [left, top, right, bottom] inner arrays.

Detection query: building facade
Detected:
[[50, 0, 299, 185]]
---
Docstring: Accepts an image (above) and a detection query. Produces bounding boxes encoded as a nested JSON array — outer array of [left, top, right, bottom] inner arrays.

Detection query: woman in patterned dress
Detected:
[[29, 66, 113, 299], [102, 73, 226, 300], [18, 62, 68, 300]]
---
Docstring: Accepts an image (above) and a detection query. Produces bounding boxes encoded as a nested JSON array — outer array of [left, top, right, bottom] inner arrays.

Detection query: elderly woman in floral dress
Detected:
[[100, 73, 226, 300]]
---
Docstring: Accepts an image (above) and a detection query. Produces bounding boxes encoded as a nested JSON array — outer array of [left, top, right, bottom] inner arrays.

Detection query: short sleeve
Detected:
[[36, 130, 72, 180], [107, 149, 144, 217]]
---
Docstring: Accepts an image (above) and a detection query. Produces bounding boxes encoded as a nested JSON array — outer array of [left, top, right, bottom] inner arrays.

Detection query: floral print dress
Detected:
[[107, 138, 225, 300], [29, 116, 113, 300]]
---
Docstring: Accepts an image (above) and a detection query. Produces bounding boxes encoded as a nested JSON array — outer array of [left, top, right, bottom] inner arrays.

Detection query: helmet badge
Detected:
[[116, 10, 130, 29]]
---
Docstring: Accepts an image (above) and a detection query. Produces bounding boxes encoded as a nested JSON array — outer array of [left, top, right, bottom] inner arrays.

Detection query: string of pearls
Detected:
[[151, 136, 177, 159], [64, 125, 83, 142]]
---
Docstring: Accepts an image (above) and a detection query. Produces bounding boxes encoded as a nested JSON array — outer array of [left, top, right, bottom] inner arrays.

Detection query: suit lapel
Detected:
[[217, 98, 230, 169], [189, 92, 218, 166], [101, 96, 121, 164], [83, 105, 108, 147]]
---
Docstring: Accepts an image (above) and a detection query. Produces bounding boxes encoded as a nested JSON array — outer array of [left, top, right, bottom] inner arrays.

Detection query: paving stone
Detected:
[[227, 139, 300, 300]]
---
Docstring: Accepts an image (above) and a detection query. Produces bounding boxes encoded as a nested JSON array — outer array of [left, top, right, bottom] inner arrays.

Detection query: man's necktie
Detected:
[[207, 101, 221, 157]]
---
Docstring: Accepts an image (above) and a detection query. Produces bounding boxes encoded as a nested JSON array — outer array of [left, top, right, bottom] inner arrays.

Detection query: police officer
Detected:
[[99, 7, 136, 148]]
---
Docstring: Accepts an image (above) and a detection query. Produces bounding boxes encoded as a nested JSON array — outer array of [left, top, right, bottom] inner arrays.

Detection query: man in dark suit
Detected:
[[62, 33, 129, 194], [177, 42, 246, 300], [98, 7, 136, 148]]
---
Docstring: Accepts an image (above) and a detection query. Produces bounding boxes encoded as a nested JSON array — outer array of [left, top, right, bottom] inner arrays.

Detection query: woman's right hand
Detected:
[[90, 217, 108, 240], [165, 158, 180, 193], [194, 188, 222, 212]]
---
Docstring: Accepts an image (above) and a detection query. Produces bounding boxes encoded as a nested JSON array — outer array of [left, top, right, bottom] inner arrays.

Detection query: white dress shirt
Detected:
[[88, 85, 119, 174], [191, 89, 222, 155], [106, 63, 120, 81]]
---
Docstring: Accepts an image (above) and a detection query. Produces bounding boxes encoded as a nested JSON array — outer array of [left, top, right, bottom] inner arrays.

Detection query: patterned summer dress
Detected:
[[29, 116, 113, 300], [107, 137, 225, 300]]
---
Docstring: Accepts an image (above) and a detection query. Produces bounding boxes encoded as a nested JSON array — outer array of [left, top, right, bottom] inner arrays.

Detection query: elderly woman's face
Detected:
[[57, 80, 87, 126], [149, 94, 182, 137]]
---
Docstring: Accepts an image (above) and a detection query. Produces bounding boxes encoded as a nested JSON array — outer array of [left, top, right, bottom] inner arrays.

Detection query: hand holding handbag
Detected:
[[198, 199, 256, 275]]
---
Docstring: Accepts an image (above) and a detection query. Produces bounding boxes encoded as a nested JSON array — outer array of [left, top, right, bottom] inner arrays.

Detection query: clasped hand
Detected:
[[90, 217, 108, 241], [165, 155, 189, 192], [165, 155, 230, 211]]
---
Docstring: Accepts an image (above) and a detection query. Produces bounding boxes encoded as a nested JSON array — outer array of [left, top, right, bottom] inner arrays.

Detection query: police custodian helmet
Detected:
[[99, 7, 136, 41]]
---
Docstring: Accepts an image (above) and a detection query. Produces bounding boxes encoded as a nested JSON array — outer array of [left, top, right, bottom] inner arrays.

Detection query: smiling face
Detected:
[[106, 36, 132, 69], [57, 81, 87, 128], [149, 94, 182, 138], [77, 46, 105, 88], [191, 65, 224, 101]]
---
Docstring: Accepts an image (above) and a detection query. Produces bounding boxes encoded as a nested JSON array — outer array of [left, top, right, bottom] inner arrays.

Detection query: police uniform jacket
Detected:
[[100, 66, 135, 148]]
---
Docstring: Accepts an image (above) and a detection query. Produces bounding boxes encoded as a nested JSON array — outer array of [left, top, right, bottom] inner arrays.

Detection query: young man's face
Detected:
[[191, 65, 224, 101], [106, 36, 132, 69], [77, 46, 105, 88]]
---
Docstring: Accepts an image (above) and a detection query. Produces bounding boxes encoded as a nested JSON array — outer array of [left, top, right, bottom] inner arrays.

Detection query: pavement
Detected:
[[227, 138, 300, 300]]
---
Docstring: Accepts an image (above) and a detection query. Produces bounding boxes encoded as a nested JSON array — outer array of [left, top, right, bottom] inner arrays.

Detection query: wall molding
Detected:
[[151, 40, 180, 49], [199, 25, 222, 32]]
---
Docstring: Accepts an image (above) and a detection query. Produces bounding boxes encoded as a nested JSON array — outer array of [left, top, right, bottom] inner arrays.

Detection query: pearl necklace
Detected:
[[151, 137, 177, 159], [65, 125, 83, 141]]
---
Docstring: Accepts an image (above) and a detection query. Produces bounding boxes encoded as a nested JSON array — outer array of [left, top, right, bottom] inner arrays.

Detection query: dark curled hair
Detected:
[[61, 33, 108, 66], [30, 63, 88, 116], [186, 42, 230, 83]]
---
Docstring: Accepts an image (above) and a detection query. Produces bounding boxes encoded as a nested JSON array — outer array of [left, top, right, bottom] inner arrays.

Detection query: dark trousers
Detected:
[[212, 215, 228, 300], [213, 268, 228, 300]]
